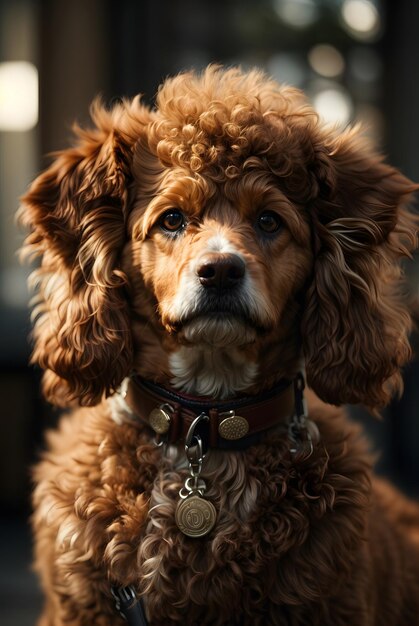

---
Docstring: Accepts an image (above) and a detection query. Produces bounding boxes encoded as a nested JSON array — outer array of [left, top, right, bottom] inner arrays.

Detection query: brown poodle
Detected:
[[20, 66, 419, 625]]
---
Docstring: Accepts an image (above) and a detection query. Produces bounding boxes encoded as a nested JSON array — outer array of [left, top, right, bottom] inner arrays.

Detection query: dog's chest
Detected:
[[109, 436, 330, 625], [168, 346, 257, 398]]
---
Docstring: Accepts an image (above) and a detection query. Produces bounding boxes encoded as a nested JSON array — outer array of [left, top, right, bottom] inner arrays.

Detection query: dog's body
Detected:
[[21, 67, 419, 625]]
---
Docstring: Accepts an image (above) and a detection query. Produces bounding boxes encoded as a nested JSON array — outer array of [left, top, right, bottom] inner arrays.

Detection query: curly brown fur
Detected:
[[20, 66, 419, 625]]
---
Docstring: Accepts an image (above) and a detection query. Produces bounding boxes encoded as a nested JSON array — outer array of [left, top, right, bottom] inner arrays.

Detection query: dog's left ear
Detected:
[[302, 127, 419, 410], [19, 101, 150, 406]]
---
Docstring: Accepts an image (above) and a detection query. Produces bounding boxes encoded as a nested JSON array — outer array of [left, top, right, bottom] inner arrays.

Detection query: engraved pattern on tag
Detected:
[[175, 495, 217, 538], [218, 415, 249, 440], [149, 407, 171, 434]]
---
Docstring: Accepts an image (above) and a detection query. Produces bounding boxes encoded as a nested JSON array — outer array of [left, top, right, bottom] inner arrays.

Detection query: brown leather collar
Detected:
[[122, 375, 299, 450]]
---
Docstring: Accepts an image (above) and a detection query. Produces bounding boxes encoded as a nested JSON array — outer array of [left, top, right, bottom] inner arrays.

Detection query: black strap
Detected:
[[111, 586, 148, 626], [135, 375, 293, 416]]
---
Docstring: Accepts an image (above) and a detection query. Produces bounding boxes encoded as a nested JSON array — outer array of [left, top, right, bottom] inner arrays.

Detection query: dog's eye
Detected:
[[159, 210, 185, 233], [257, 211, 282, 235]]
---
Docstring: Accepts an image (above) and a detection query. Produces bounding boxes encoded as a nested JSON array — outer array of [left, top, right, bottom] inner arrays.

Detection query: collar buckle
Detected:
[[289, 374, 320, 457]]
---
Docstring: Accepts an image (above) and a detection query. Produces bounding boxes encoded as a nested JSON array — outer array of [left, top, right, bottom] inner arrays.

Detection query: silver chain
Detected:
[[179, 412, 209, 499]]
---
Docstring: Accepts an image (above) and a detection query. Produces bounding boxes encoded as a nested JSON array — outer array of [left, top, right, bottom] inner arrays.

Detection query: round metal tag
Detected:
[[149, 406, 171, 435], [175, 495, 217, 538], [218, 415, 249, 440]]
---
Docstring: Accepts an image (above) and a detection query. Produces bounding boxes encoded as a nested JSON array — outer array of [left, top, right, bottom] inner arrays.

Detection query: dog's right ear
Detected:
[[19, 99, 152, 407], [301, 126, 418, 411]]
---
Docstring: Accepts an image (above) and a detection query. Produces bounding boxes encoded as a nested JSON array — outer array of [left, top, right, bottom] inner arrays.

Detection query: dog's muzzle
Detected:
[[168, 251, 270, 346], [179, 252, 261, 344]]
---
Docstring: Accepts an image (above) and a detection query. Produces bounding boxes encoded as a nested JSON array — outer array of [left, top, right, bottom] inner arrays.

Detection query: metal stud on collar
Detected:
[[148, 403, 173, 435], [218, 410, 249, 440]]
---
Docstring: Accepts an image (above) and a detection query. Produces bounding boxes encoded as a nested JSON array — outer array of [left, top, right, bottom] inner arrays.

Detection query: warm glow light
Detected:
[[312, 88, 353, 127], [0, 61, 38, 131], [341, 0, 381, 40], [308, 45, 345, 78]]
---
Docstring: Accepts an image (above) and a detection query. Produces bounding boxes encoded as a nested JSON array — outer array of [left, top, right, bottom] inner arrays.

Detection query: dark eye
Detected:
[[159, 209, 185, 233], [256, 211, 283, 235]]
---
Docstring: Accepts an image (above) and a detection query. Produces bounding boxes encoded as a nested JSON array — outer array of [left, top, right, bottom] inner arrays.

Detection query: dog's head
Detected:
[[20, 66, 418, 409]]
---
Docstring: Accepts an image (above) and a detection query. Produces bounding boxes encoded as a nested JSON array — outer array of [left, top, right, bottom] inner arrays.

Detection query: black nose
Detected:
[[197, 253, 246, 290]]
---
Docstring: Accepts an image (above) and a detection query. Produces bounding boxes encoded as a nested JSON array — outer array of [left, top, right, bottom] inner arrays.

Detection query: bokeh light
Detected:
[[308, 44, 345, 78], [341, 0, 381, 41], [0, 62, 38, 131], [312, 87, 353, 127], [274, 0, 319, 29]]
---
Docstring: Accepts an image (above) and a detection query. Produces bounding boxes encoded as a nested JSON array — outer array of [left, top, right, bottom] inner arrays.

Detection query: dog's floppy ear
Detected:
[[302, 127, 418, 410], [20, 100, 149, 406]]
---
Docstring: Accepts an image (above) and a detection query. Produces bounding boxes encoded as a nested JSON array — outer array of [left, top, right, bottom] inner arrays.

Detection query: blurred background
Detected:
[[0, 0, 418, 623]]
